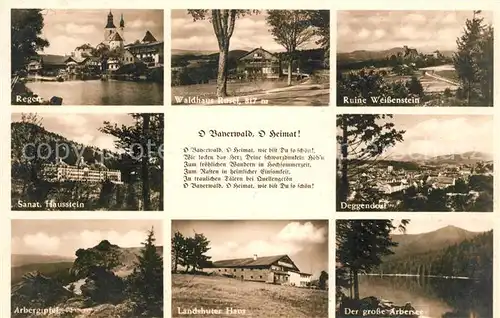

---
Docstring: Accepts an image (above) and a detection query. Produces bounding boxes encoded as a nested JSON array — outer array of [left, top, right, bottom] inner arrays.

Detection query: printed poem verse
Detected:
[[183, 146, 325, 189]]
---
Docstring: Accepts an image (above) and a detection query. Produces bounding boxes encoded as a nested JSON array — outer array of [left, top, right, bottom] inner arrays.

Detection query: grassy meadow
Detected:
[[172, 274, 328, 318]]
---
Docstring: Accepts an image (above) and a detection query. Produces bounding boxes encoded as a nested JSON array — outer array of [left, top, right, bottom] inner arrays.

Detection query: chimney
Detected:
[[253, 254, 257, 260]]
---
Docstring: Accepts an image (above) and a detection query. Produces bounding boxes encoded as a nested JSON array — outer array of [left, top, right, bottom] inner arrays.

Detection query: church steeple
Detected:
[[120, 13, 125, 28], [105, 10, 116, 29]]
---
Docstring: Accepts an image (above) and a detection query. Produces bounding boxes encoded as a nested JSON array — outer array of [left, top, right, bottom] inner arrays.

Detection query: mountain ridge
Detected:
[[337, 47, 455, 62], [389, 225, 484, 259]]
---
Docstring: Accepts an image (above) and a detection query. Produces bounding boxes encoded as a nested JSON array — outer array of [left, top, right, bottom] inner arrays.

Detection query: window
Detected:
[[259, 276, 262, 279], [250, 276, 253, 279], [224, 269, 227, 272], [241, 269, 244, 271], [233, 269, 236, 272]]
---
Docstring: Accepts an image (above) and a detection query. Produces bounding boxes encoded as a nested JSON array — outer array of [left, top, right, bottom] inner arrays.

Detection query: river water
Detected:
[[358, 275, 492, 318], [26, 80, 163, 105]]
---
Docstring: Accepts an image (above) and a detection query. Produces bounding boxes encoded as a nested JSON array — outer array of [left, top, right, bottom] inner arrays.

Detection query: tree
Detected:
[[266, 10, 315, 86], [187, 10, 258, 97], [318, 270, 328, 290], [129, 227, 163, 316], [11, 9, 50, 74], [307, 10, 330, 66], [171, 231, 186, 273], [100, 114, 164, 210], [453, 10, 494, 105], [141, 114, 151, 210], [407, 76, 424, 96], [184, 233, 212, 273], [336, 220, 409, 300], [336, 115, 405, 205]]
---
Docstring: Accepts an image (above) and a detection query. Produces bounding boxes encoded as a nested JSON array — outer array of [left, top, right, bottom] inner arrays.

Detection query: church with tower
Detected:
[[104, 10, 125, 50]]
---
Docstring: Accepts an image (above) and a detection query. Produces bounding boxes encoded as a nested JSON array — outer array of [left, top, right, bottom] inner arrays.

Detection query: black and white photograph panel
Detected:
[[11, 219, 164, 318], [11, 9, 164, 106], [336, 115, 493, 212], [337, 10, 493, 107], [171, 10, 330, 106], [171, 220, 329, 318], [11, 113, 164, 211], [336, 218, 493, 318]]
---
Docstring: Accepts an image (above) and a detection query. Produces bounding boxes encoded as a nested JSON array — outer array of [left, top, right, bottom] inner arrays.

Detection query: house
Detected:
[[204, 254, 311, 287], [73, 44, 94, 59], [237, 47, 281, 79], [378, 181, 409, 194], [430, 176, 455, 189], [79, 56, 102, 73], [124, 31, 164, 68], [28, 55, 75, 76]]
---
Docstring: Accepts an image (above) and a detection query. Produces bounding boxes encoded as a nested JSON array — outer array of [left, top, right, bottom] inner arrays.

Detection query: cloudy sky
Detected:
[[172, 220, 328, 277], [339, 115, 493, 158], [338, 10, 494, 52], [11, 113, 136, 152], [33, 9, 163, 55], [171, 10, 322, 52], [12, 219, 163, 257], [390, 218, 493, 234], [386, 115, 493, 157]]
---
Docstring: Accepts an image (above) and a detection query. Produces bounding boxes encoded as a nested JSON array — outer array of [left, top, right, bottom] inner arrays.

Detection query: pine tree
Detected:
[[336, 220, 408, 300], [171, 231, 186, 273], [129, 227, 163, 316], [453, 11, 493, 105], [185, 233, 211, 273]]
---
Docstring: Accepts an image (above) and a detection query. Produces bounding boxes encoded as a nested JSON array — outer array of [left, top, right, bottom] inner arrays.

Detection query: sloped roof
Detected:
[[40, 54, 71, 66], [239, 47, 279, 61], [212, 254, 288, 268], [435, 176, 454, 184], [142, 30, 157, 42], [110, 32, 123, 42]]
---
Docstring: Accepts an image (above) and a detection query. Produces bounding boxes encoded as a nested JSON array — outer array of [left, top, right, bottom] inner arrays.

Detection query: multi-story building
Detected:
[[40, 160, 122, 183], [237, 47, 281, 79]]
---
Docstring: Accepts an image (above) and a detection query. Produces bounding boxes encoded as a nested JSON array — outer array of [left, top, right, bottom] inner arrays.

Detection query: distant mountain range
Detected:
[[171, 49, 217, 56], [172, 48, 254, 57], [388, 151, 493, 164], [337, 47, 455, 62], [390, 225, 481, 259], [12, 254, 75, 268], [11, 242, 164, 283]]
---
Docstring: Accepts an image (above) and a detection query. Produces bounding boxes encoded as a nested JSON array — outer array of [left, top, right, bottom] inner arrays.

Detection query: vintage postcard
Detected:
[[337, 10, 494, 106], [336, 114, 493, 212], [336, 218, 493, 318], [11, 9, 164, 106], [171, 9, 330, 106], [171, 220, 329, 318], [11, 219, 163, 318], [11, 113, 164, 211]]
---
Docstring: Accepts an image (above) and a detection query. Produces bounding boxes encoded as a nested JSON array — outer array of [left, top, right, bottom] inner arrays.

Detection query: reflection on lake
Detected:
[[26, 80, 163, 105], [359, 275, 492, 318]]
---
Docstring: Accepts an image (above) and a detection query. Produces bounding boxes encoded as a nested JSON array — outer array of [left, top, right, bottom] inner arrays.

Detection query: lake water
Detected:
[[358, 275, 492, 318], [26, 80, 163, 105]]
